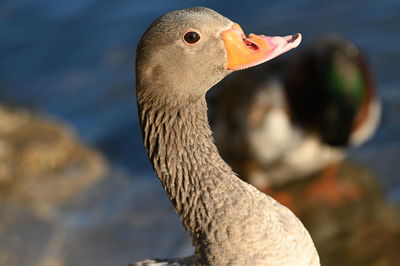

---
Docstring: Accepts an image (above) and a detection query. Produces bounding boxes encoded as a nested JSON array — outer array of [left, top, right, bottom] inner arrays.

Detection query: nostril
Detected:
[[243, 38, 259, 50]]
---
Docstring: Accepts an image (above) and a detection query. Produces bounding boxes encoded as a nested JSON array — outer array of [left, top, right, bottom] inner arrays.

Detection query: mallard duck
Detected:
[[210, 35, 380, 205]]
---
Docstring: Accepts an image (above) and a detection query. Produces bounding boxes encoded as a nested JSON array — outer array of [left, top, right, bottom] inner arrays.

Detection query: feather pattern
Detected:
[[134, 7, 319, 265]]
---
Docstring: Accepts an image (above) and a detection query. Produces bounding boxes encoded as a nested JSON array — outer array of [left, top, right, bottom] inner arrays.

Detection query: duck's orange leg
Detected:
[[304, 163, 363, 207]]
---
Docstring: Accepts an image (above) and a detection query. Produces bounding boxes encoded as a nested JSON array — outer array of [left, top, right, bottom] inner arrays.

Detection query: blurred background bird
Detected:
[[209, 35, 381, 206]]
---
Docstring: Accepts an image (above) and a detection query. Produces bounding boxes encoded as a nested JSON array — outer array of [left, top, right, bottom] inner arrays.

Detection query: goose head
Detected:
[[136, 7, 301, 108]]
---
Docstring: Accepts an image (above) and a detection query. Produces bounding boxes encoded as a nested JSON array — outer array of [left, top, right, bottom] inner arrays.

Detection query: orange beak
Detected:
[[222, 23, 302, 70]]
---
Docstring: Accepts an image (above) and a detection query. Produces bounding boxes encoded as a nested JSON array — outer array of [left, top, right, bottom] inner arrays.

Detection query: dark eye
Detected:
[[183, 31, 201, 44]]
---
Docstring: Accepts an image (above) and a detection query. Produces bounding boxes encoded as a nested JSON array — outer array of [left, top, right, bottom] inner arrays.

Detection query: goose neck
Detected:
[[138, 95, 237, 233]]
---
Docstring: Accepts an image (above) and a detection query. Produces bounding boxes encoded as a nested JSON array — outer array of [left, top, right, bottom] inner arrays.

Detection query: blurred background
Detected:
[[0, 0, 399, 265]]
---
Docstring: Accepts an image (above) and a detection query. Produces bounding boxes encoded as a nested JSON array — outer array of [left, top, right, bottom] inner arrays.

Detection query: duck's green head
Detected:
[[286, 36, 375, 146], [323, 38, 367, 108], [316, 37, 374, 145]]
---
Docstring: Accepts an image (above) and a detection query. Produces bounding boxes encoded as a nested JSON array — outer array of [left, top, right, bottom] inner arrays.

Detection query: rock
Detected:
[[0, 105, 192, 266], [0, 105, 107, 217]]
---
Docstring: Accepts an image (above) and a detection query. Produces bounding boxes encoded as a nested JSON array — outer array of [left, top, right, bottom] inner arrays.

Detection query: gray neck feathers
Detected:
[[136, 83, 320, 266], [138, 95, 238, 233]]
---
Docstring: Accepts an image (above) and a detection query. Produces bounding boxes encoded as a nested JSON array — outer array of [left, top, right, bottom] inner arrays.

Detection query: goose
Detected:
[[133, 7, 319, 266], [210, 35, 380, 206]]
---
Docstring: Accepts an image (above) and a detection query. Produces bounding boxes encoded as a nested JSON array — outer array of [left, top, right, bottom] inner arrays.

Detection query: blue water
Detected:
[[1, 0, 399, 194]]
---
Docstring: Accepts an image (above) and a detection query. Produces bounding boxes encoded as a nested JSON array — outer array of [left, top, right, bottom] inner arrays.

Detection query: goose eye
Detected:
[[183, 31, 201, 44]]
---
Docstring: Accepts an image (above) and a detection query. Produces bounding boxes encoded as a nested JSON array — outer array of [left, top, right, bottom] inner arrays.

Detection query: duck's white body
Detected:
[[244, 80, 345, 187]]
